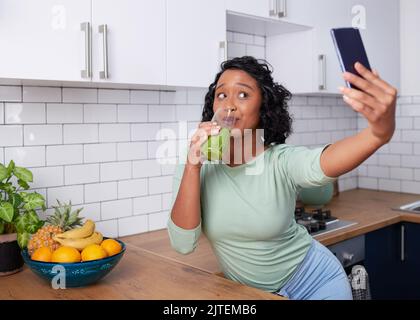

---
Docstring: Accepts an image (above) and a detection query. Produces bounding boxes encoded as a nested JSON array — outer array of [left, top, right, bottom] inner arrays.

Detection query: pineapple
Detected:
[[27, 200, 84, 256]]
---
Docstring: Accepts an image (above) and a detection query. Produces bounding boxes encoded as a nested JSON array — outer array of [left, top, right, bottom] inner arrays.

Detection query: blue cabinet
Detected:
[[365, 222, 420, 299]]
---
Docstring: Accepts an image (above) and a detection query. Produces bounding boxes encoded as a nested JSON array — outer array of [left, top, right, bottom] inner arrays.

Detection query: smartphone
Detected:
[[331, 28, 371, 89]]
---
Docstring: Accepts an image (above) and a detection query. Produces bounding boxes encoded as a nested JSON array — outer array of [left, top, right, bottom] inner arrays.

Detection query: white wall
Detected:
[[400, 0, 420, 95]]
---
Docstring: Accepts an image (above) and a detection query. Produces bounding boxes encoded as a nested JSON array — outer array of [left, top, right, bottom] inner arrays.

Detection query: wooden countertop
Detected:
[[122, 188, 420, 273], [0, 243, 284, 300]]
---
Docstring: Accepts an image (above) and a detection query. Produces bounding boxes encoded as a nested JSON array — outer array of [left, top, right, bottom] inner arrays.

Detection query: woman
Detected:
[[167, 56, 396, 300]]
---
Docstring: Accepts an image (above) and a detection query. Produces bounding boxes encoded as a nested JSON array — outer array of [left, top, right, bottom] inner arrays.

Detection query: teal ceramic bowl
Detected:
[[21, 239, 125, 288], [299, 183, 334, 207]]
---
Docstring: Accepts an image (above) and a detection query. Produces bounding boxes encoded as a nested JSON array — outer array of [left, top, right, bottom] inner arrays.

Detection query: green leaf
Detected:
[[14, 167, 33, 183], [22, 193, 45, 211], [0, 202, 14, 223], [10, 193, 23, 209], [7, 160, 15, 176], [17, 231, 30, 249], [0, 164, 8, 182], [14, 214, 28, 233], [17, 179, 30, 190]]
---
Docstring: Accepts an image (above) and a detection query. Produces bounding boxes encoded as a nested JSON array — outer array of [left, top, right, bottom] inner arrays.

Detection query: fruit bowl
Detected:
[[21, 239, 126, 288]]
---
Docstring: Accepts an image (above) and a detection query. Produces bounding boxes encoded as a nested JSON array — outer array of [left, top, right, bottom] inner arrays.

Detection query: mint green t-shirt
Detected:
[[167, 143, 337, 293]]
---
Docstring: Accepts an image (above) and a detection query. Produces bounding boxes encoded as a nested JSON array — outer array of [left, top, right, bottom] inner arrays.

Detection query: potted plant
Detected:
[[0, 160, 45, 276]]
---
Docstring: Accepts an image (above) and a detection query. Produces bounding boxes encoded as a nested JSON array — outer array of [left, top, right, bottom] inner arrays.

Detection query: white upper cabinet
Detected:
[[91, 0, 166, 85], [0, 0, 91, 82], [267, 0, 400, 94], [226, 0, 313, 26], [167, 0, 226, 88], [348, 0, 400, 90]]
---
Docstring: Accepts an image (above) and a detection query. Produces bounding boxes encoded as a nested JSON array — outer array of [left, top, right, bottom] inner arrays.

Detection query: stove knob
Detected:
[[342, 252, 354, 265]]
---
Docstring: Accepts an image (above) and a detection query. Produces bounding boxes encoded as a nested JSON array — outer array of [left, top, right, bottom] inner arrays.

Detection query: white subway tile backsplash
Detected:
[[149, 176, 172, 195], [96, 219, 118, 238], [99, 124, 130, 142], [131, 123, 161, 141], [227, 31, 234, 42], [415, 144, 420, 156], [253, 35, 265, 46], [5, 103, 45, 124], [378, 179, 401, 192], [47, 104, 83, 123], [246, 45, 265, 60], [358, 177, 378, 190], [378, 154, 401, 167], [118, 105, 147, 123], [187, 88, 207, 104], [0, 148, 4, 164], [0, 126, 23, 146], [98, 89, 129, 104], [161, 158, 177, 176], [148, 211, 169, 231], [117, 142, 147, 161], [47, 185, 84, 207], [227, 42, 246, 58], [233, 32, 253, 44], [85, 182, 117, 203], [24, 125, 62, 146], [84, 143, 116, 163], [148, 140, 178, 159], [23, 86, 61, 102], [396, 117, 413, 130], [402, 155, 420, 168], [162, 193, 173, 211], [29, 166, 63, 188], [5, 146, 44, 167], [101, 199, 132, 220], [0, 104, 3, 124], [118, 179, 148, 198], [65, 164, 100, 185], [74, 203, 101, 222], [176, 105, 203, 121], [100, 161, 131, 182], [130, 90, 159, 104], [415, 169, 420, 181], [118, 215, 148, 237], [84, 104, 117, 123], [368, 166, 390, 179], [338, 177, 358, 192], [160, 90, 187, 105], [132, 159, 161, 178], [401, 105, 420, 117], [290, 96, 307, 106], [148, 105, 176, 122], [133, 195, 161, 215], [63, 88, 97, 103], [402, 130, 420, 143], [389, 142, 413, 155], [47, 145, 83, 166], [401, 181, 420, 194], [390, 167, 414, 180], [64, 124, 98, 144], [0, 86, 21, 102]]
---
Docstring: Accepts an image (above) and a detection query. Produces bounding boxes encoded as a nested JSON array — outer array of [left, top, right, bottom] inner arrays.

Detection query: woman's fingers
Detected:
[[342, 72, 384, 102], [354, 62, 397, 96], [342, 95, 376, 121], [339, 86, 383, 112]]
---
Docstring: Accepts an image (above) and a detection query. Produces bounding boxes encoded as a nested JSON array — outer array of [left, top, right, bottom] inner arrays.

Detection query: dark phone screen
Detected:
[[331, 28, 371, 89]]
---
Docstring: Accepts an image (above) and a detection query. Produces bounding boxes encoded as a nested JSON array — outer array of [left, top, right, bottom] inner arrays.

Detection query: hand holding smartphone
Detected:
[[331, 28, 371, 90]]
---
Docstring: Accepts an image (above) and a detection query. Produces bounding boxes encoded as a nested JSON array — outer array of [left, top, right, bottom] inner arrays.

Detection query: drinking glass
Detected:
[[200, 107, 236, 161]]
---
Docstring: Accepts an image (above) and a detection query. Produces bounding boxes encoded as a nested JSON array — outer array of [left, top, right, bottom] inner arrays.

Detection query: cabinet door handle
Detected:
[[219, 41, 227, 62], [277, 0, 287, 18], [318, 54, 326, 91], [80, 22, 92, 79], [269, 0, 277, 17], [401, 224, 405, 262], [99, 24, 109, 79]]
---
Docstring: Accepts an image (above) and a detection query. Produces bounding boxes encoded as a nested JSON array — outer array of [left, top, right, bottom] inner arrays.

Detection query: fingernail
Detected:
[[338, 86, 345, 92], [212, 121, 218, 126], [343, 95, 350, 101]]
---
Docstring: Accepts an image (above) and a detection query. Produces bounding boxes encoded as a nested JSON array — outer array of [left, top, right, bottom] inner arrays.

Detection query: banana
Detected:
[[53, 232, 103, 251], [56, 219, 95, 239]]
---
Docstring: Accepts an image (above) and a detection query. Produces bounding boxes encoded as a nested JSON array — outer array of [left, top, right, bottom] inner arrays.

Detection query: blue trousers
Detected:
[[275, 239, 353, 300]]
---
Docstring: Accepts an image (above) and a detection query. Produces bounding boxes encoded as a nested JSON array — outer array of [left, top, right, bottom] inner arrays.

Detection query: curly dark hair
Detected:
[[202, 56, 293, 146]]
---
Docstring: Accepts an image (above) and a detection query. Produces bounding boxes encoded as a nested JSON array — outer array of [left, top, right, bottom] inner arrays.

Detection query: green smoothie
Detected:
[[201, 127, 231, 161]]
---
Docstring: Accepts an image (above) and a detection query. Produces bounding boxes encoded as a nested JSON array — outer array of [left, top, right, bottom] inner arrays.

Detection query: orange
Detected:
[[81, 244, 108, 262], [51, 246, 81, 263], [100, 239, 122, 257], [31, 247, 52, 262]]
